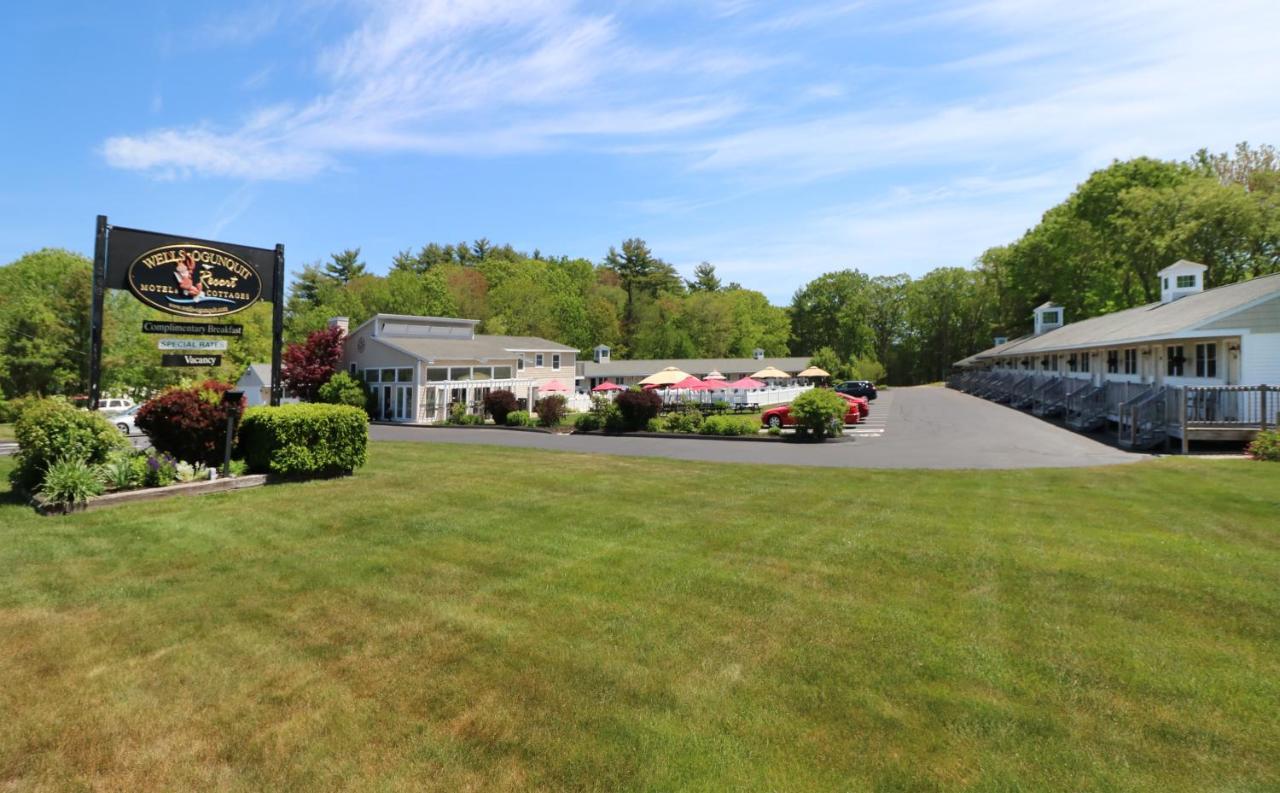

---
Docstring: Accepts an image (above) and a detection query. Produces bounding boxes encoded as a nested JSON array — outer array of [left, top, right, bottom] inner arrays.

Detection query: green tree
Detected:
[[686, 261, 722, 292], [789, 270, 875, 361], [0, 248, 92, 397], [324, 249, 368, 284]]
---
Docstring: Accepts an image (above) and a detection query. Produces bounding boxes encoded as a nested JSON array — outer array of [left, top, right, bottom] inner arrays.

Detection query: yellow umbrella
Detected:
[[797, 366, 831, 378], [639, 366, 693, 386], [750, 365, 791, 380]]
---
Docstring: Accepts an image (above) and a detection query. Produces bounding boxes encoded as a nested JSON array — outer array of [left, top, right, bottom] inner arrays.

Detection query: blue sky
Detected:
[[4, 0, 1278, 303]]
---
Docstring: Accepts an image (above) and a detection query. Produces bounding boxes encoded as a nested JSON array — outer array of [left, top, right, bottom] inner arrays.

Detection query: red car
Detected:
[[762, 395, 863, 429], [838, 392, 870, 418]]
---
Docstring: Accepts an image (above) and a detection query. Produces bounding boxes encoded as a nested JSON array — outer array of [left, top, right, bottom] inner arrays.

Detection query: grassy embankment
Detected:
[[1, 443, 1277, 791]]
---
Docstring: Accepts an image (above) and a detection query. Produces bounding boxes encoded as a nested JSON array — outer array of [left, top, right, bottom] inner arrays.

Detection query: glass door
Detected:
[[395, 385, 412, 421]]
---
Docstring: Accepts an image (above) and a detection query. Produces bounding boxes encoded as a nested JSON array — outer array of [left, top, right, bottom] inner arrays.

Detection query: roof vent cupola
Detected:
[[1158, 260, 1207, 304], [593, 344, 611, 363], [752, 348, 765, 360], [1033, 302, 1064, 336]]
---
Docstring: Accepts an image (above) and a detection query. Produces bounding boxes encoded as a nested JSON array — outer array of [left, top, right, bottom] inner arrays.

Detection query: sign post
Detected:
[[87, 215, 285, 409]]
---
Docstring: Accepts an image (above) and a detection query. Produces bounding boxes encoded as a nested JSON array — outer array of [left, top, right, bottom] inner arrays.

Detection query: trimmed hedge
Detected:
[[237, 403, 368, 477], [700, 415, 756, 436], [9, 399, 128, 493]]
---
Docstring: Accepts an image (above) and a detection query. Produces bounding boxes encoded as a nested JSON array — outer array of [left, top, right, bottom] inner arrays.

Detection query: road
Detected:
[[369, 386, 1142, 469]]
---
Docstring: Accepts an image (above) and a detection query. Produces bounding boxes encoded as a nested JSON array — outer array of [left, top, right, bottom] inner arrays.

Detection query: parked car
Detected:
[[762, 399, 862, 429], [835, 380, 877, 400], [99, 396, 135, 415], [837, 392, 870, 418], [112, 404, 141, 435]]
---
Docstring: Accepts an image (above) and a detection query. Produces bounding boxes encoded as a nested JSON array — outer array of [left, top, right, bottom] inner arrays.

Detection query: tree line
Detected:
[[1, 142, 1276, 400]]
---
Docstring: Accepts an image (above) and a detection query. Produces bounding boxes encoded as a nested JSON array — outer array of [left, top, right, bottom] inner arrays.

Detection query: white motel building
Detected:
[[333, 314, 578, 423], [952, 261, 1280, 450]]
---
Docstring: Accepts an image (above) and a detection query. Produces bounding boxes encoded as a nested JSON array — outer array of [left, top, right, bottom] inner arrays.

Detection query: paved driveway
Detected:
[[370, 386, 1141, 469]]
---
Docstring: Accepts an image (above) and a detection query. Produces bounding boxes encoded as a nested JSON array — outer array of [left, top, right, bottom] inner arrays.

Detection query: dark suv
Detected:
[[835, 380, 877, 400]]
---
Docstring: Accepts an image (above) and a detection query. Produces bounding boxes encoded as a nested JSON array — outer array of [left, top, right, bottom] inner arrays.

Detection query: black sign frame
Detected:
[[89, 215, 285, 409]]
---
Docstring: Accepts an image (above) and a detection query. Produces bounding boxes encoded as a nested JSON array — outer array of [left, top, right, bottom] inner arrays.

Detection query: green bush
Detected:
[[238, 403, 368, 477], [603, 406, 627, 433], [0, 396, 38, 424], [317, 372, 369, 410], [664, 410, 703, 434], [574, 412, 602, 432], [767, 425, 782, 436], [534, 395, 567, 427], [1247, 429, 1280, 461], [447, 403, 468, 424], [38, 455, 105, 508], [505, 410, 531, 427], [788, 389, 849, 440], [9, 399, 128, 493], [701, 415, 756, 436], [102, 450, 145, 491]]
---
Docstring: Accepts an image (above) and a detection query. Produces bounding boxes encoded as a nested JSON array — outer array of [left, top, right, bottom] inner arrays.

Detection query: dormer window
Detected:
[[1043, 310, 1059, 324], [1176, 275, 1196, 289]]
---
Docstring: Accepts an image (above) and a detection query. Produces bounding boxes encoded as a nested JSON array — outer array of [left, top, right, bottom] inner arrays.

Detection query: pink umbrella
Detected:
[[691, 379, 720, 391], [591, 381, 624, 392], [725, 376, 765, 389], [671, 375, 706, 389], [541, 379, 570, 392]]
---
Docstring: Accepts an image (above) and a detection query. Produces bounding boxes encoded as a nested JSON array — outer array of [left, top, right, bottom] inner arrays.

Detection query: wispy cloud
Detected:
[[104, 0, 753, 180]]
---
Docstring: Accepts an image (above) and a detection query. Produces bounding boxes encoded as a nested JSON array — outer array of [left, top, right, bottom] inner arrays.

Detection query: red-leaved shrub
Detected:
[[615, 389, 663, 432], [483, 389, 519, 424], [283, 326, 345, 401], [135, 380, 245, 466]]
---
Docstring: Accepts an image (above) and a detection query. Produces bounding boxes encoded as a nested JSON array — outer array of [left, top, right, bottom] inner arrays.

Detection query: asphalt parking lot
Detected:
[[370, 386, 1142, 469]]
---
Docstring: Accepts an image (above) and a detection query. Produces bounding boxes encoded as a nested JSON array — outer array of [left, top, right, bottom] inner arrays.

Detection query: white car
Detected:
[[99, 396, 135, 415], [113, 404, 141, 435]]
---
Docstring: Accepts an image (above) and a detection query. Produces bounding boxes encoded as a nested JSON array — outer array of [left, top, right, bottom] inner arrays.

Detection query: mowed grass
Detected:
[[1, 443, 1278, 792], [0, 423, 13, 442]]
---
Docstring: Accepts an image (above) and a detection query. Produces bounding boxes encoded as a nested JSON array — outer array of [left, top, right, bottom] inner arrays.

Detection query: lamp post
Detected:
[[221, 389, 245, 477]]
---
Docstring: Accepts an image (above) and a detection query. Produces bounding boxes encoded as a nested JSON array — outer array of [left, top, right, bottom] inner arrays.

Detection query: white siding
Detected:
[[1241, 333, 1280, 385]]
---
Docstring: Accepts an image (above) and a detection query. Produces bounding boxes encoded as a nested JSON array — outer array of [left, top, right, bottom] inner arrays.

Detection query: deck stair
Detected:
[[1009, 375, 1036, 409], [1118, 387, 1168, 449], [1065, 384, 1107, 431], [1031, 377, 1065, 417]]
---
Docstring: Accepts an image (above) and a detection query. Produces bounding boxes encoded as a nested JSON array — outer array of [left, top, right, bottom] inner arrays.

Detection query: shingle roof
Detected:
[[961, 272, 1280, 364], [238, 363, 273, 385], [374, 333, 575, 362], [580, 356, 811, 378]]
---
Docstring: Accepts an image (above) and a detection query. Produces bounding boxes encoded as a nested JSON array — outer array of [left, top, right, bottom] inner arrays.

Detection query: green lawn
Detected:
[[0, 423, 13, 442], [1, 443, 1277, 792]]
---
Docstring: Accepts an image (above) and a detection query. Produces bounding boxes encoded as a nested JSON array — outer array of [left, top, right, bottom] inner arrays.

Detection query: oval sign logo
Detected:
[[127, 244, 262, 317]]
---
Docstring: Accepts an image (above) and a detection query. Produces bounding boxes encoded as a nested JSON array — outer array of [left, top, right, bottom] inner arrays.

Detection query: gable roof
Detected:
[[370, 333, 576, 363], [961, 272, 1280, 364], [238, 363, 273, 386]]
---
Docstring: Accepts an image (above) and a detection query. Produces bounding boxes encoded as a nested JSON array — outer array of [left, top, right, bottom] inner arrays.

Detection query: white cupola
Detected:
[[1158, 260, 1207, 304], [593, 344, 611, 363], [1032, 302, 1064, 336]]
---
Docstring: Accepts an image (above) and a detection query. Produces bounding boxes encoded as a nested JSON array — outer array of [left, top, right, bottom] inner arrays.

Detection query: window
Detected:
[[552, 353, 561, 370], [1195, 343, 1217, 378], [426, 367, 448, 382], [1167, 345, 1185, 377], [1080, 352, 1090, 373], [473, 366, 492, 380], [1042, 310, 1059, 324], [365, 369, 380, 383], [381, 368, 395, 382], [349, 363, 357, 375], [1163, 277, 1169, 290], [450, 367, 473, 381], [1177, 274, 1196, 289], [493, 366, 512, 379], [535, 353, 544, 367], [397, 368, 413, 382], [517, 355, 525, 371], [1107, 350, 1119, 374], [1068, 354, 1078, 372], [1123, 348, 1137, 375]]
